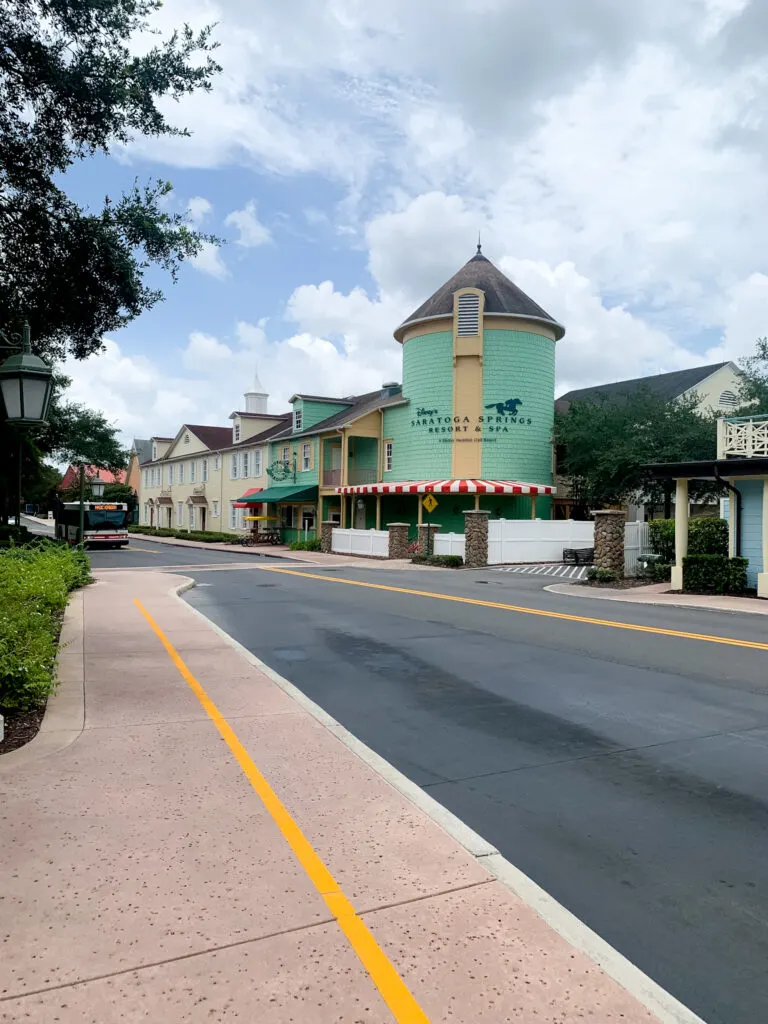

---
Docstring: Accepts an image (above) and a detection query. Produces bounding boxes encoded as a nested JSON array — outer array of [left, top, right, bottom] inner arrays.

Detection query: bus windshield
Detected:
[[87, 509, 129, 530]]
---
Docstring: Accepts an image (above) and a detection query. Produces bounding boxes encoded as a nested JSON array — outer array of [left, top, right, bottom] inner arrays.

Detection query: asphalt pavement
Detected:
[[163, 559, 768, 1024]]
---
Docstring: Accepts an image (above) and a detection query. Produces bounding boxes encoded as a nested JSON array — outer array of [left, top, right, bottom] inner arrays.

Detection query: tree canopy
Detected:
[[554, 388, 718, 511], [0, 0, 221, 360], [736, 337, 768, 414]]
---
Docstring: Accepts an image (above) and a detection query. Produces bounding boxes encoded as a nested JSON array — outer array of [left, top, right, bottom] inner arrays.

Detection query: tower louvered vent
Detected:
[[457, 293, 480, 336]]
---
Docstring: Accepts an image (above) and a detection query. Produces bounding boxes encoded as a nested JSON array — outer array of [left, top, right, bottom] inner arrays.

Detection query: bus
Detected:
[[55, 502, 130, 548]]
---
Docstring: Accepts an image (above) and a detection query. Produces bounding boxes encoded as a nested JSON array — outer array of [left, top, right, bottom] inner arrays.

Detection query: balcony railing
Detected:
[[347, 467, 379, 485], [718, 415, 768, 459], [322, 468, 341, 487]]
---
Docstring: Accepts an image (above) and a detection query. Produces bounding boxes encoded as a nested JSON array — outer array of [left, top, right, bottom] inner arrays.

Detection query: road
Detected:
[[87, 538, 768, 1024]]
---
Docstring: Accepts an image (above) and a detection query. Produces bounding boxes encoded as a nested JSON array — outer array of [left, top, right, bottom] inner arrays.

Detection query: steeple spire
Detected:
[[476, 231, 482, 256]]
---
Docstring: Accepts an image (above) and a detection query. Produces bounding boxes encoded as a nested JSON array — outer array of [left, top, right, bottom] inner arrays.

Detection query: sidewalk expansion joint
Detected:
[[0, 917, 339, 1004]]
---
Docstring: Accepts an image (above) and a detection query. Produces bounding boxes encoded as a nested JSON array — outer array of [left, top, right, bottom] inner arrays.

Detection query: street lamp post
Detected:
[[0, 322, 53, 528]]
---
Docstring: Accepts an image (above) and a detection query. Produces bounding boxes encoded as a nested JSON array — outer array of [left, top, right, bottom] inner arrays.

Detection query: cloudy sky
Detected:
[[62, 0, 768, 444]]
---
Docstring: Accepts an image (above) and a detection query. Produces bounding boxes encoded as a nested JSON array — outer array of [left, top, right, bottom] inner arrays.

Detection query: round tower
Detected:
[[391, 245, 564, 488]]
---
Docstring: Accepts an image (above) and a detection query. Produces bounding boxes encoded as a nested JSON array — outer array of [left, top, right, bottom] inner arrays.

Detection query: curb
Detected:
[[0, 590, 86, 770], [173, 576, 706, 1024], [544, 581, 768, 617]]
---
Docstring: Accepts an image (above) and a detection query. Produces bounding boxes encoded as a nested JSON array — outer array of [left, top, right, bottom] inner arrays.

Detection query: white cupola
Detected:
[[244, 366, 268, 414]]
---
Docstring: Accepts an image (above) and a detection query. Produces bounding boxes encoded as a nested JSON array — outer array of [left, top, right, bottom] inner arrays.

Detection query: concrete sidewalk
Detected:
[[547, 580, 768, 616], [0, 572, 696, 1023]]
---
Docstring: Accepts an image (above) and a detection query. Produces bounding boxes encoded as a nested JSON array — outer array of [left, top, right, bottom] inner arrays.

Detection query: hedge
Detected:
[[649, 517, 728, 562], [128, 525, 240, 543], [682, 555, 748, 594], [410, 554, 464, 568], [0, 543, 91, 711], [289, 538, 322, 551]]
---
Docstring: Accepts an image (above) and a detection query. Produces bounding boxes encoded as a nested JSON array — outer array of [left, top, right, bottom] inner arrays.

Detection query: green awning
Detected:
[[236, 484, 318, 504]]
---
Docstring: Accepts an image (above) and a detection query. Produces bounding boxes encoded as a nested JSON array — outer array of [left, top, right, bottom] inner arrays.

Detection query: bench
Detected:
[[563, 547, 594, 565]]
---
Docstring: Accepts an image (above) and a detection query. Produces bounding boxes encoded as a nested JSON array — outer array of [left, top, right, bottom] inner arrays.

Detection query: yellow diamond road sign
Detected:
[[422, 494, 438, 514]]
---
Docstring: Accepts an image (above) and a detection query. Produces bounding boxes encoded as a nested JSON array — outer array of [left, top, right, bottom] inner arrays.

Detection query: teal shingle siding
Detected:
[[481, 330, 555, 484], [383, 331, 453, 481], [297, 399, 352, 431]]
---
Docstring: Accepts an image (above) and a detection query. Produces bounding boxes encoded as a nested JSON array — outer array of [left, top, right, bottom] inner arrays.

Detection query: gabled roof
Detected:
[[269, 389, 405, 442], [555, 362, 735, 414], [132, 439, 152, 466], [289, 393, 356, 404], [59, 465, 126, 491], [394, 248, 565, 342], [185, 425, 234, 450]]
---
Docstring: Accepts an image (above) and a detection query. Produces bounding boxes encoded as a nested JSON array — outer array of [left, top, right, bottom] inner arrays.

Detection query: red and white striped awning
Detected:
[[336, 479, 555, 496]]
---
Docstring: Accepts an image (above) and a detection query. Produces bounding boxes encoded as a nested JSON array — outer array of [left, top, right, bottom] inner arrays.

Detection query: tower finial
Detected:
[[477, 231, 482, 255]]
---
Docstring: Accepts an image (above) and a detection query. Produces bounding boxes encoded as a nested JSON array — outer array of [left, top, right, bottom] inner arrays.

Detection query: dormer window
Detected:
[[457, 293, 480, 336], [293, 407, 303, 431], [234, 423, 241, 442]]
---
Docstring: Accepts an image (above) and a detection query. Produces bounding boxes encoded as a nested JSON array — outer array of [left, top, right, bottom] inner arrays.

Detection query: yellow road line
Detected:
[[133, 598, 430, 1024], [256, 566, 768, 652], [128, 546, 163, 554]]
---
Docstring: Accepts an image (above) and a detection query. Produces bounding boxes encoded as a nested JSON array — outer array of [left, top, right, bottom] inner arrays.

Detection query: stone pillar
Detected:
[[463, 510, 490, 568], [671, 479, 689, 590], [417, 523, 441, 557], [320, 520, 334, 554], [387, 522, 410, 560], [592, 510, 626, 577]]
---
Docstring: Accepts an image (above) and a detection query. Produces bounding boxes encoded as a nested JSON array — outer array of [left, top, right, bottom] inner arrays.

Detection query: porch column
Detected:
[[530, 494, 537, 520], [320, 520, 334, 554], [463, 510, 490, 568], [474, 493, 480, 510], [417, 496, 423, 525], [671, 478, 689, 591], [375, 494, 381, 531], [759, 479, 768, 599], [340, 493, 347, 529]]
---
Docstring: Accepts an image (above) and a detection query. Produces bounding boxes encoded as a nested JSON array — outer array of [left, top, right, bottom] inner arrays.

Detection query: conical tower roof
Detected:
[[394, 247, 564, 342]]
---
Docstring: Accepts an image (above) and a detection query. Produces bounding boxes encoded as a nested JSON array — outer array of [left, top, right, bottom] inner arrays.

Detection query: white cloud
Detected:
[[705, 273, 768, 362], [187, 196, 213, 226], [224, 200, 271, 247], [190, 241, 228, 280]]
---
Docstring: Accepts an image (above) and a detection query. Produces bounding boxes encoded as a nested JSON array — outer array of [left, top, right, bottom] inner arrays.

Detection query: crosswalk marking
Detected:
[[491, 563, 589, 580]]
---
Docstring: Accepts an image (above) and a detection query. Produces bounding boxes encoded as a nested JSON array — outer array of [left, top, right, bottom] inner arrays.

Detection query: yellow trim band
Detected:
[[133, 598, 430, 1024], [256, 567, 768, 652]]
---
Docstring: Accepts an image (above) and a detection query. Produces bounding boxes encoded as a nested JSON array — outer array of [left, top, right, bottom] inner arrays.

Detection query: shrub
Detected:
[[649, 517, 728, 562], [410, 554, 464, 568], [127, 525, 239, 543], [0, 543, 91, 711], [289, 538, 322, 551], [586, 566, 618, 583], [0, 524, 32, 547], [689, 518, 728, 556], [637, 555, 672, 583], [682, 555, 748, 594]]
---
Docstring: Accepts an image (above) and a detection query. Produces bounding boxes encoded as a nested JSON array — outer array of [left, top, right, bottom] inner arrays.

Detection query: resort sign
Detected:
[[410, 397, 533, 439]]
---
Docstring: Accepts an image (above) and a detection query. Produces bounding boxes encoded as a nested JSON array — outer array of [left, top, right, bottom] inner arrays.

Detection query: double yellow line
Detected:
[[135, 599, 430, 1023]]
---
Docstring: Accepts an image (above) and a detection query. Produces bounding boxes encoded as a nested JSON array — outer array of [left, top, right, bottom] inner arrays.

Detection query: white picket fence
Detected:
[[331, 528, 389, 558], [434, 532, 466, 558], [487, 519, 594, 565], [624, 521, 650, 577]]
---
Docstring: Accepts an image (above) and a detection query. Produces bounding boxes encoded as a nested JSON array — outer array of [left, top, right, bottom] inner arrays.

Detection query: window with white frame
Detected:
[[176, 502, 183, 526], [242, 451, 250, 478], [280, 504, 297, 529], [168, 464, 174, 486], [188, 503, 195, 528], [230, 454, 238, 479], [142, 469, 147, 488], [153, 467, 160, 486], [229, 502, 237, 529], [214, 454, 221, 471], [253, 448, 263, 477], [152, 442, 157, 461], [143, 503, 149, 524], [384, 440, 393, 472], [293, 407, 303, 431], [202, 458, 208, 482], [178, 462, 184, 484], [281, 446, 290, 464], [212, 500, 219, 518], [190, 459, 196, 483], [302, 442, 311, 471], [234, 422, 241, 442]]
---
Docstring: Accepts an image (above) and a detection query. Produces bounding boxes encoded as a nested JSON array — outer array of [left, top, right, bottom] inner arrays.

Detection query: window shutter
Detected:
[[457, 293, 480, 336]]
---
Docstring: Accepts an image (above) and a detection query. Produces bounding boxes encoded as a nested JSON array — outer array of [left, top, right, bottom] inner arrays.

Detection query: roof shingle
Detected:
[[555, 363, 732, 414]]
